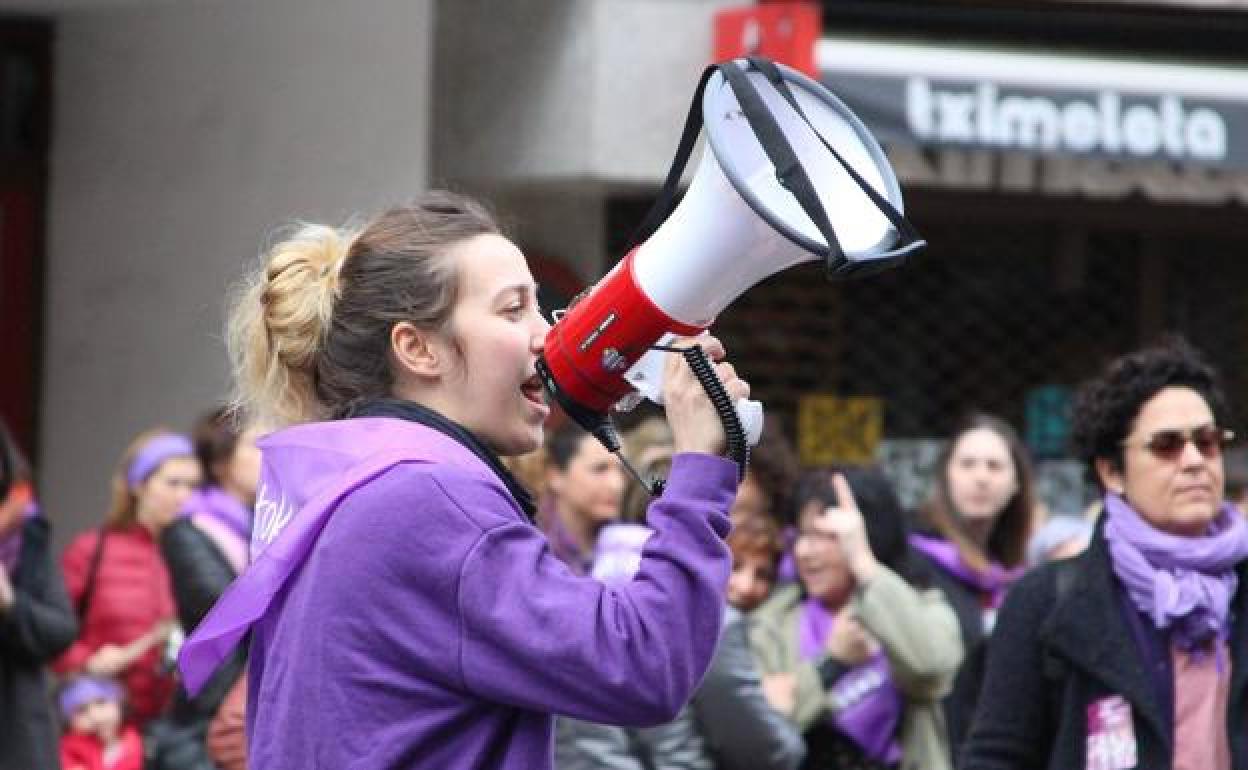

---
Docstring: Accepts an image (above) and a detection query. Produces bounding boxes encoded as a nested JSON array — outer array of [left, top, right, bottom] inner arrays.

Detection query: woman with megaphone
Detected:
[[176, 191, 751, 770]]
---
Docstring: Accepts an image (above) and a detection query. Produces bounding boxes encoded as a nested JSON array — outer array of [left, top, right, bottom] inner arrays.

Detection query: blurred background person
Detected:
[[733, 419, 801, 528], [1025, 514, 1093, 567], [965, 338, 1248, 770], [539, 422, 627, 575], [55, 429, 199, 727], [58, 675, 143, 770], [618, 415, 675, 525], [0, 418, 77, 770], [560, 490, 805, 770], [909, 413, 1035, 756], [145, 408, 261, 770], [752, 467, 963, 770]]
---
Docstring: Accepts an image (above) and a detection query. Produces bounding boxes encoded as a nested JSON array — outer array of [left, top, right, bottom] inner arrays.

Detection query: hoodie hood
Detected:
[[180, 417, 494, 694]]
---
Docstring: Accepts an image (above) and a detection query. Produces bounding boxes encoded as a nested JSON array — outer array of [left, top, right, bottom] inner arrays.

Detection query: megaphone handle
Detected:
[[673, 344, 750, 484]]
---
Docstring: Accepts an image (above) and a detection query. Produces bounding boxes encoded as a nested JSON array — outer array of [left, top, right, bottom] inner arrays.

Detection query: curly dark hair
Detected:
[[1070, 336, 1228, 486]]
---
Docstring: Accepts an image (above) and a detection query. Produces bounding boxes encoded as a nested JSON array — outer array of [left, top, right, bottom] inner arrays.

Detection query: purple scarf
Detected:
[[181, 486, 252, 540], [1104, 493, 1248, 657], [0, 493, 39, 576], [909, 533, 1022, 609], [798, 597, 903, 764], [180, 418, 493, 694]]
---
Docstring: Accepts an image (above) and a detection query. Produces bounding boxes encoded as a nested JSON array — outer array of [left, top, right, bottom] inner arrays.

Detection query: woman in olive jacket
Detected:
[[0, 424, 78, 770], [751, 468, 963, 770]]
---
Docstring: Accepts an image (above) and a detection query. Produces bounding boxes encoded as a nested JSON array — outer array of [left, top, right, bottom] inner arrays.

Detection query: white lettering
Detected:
[[905, 79, 934, 139], [1187, 108, 1228, 160], [996, 96, 1061, 150], [1061, 102, 1100, 152], [1122, 105, 1162, 155], [902, 78, 1230, 162], [251, 481, 296, 560]]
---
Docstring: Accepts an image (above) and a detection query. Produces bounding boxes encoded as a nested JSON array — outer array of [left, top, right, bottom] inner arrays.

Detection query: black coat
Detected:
[[144, 519, 247, 770], [0, 517, 78, 770], [915, 548, 990, 760], [961, 518, 1248, 769]]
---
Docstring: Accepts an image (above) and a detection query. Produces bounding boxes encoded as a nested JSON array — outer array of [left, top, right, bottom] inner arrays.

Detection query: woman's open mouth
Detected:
[[521, 375, 549, 408]]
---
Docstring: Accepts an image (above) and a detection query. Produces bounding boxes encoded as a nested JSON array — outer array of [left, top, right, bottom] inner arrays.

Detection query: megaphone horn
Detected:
[[536, 57, 926, 489]]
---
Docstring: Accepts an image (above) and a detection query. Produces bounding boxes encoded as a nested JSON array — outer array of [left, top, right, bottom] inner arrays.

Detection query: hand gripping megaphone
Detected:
[[536, 57, 926, 492]]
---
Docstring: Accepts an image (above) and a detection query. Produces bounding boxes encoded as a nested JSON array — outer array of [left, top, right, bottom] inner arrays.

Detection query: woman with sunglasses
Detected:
[[963, 337, 1248, 770]]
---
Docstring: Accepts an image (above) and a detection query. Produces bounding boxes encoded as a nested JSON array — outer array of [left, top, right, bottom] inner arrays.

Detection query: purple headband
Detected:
[[126, 434, 194, 490], [59, 676, 123, 720]]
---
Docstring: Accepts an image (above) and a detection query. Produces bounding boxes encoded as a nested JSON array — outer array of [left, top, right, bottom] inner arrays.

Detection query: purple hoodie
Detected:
[[180, 417, 736, 770]]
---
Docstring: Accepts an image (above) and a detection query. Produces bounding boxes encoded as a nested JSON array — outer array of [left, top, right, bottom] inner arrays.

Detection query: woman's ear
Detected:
[[390, 321, 443, 380], [1094, 456, 1124, 496]]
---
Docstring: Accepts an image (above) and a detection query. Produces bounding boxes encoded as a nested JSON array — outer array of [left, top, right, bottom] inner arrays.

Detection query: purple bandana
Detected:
[[180, 486, 252, 541], [798, 597, 903, 764], [909, 533, 1022, 610], [126, 434, 194, 490], [179, 418, 497, 694], [1104, 493, 1248, 659], [59, 675, 124, 720]]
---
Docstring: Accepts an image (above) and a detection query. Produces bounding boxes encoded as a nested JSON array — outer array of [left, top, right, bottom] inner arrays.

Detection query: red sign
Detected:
[[712, 2, 821, 78]]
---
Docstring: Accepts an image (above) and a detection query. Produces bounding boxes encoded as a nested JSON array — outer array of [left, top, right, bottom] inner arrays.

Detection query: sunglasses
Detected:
[[1120, 425, 1235, 461]]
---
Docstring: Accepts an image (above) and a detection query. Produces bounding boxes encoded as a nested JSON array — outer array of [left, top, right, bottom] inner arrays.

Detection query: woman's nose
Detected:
[[531, 315, 551, 351]]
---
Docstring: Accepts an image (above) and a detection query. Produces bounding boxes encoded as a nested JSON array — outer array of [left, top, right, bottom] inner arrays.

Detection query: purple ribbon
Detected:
[[798, 597, 903, 764], [126, 434, 194, 490], [908, 533, 1022, 610]]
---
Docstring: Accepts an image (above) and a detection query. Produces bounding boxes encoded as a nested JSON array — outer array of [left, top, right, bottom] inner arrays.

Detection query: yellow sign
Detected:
[[798, 394, 882, 466]]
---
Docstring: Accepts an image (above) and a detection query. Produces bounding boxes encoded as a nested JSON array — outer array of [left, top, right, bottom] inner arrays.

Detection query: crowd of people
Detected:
[[0, 190, 1241, 770]]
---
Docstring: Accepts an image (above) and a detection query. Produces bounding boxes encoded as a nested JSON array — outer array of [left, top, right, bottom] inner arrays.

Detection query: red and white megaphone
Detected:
[[537, 57, 925, 485]]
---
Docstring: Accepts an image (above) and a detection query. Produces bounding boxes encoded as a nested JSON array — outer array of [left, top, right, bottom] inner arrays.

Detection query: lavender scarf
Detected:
[[908, 533, 1022, 609], [798, 597, 903, 764], [1104, 493, 1248, 656], [180, 486, 253, 541]]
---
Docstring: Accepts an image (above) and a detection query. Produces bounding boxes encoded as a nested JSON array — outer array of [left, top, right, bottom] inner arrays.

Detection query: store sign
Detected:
[[818, 37, 1248, 171], [906, 80, 1227, 164]]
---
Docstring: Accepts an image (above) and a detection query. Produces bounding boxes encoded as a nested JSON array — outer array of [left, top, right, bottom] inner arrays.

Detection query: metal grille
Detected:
[[607, 191, 1248, 513]]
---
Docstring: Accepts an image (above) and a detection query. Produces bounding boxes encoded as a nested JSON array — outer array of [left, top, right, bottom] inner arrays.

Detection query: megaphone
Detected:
[[536, 57, 925, 488]]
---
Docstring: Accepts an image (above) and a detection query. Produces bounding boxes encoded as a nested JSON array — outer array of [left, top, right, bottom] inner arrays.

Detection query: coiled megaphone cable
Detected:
[[644, 342, 750, 496]]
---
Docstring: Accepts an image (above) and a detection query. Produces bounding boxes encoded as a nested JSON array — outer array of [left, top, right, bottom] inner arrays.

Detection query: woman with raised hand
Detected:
[[964, 338, 1248, 770], [177, 191, 749, 770], [56, 429, 200, 727], [908, 413, 1035, 755], [751, 467, 963, 770]]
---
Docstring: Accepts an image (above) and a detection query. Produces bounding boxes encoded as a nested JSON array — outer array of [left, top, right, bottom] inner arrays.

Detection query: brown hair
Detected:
[[726, 513, 784, 567], [192, 406, 240, 487], [229, 191, 501, 427], [105, 427, 180, 529], [919, 413, 1035, 571]]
